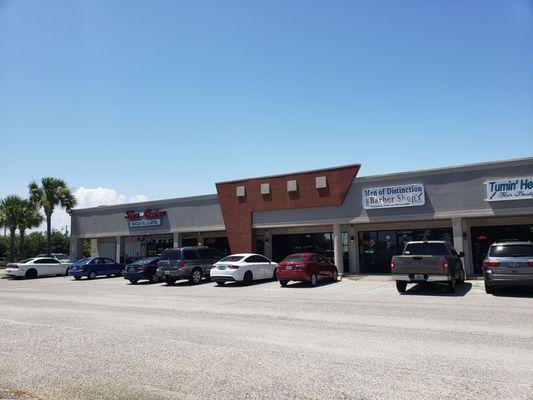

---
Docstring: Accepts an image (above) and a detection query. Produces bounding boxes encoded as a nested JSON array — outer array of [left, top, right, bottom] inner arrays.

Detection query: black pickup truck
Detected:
[[391, 241, 466, 293]]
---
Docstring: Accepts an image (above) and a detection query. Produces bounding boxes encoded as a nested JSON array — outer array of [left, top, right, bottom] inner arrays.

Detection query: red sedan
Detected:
[[277, 253, 338, 287]]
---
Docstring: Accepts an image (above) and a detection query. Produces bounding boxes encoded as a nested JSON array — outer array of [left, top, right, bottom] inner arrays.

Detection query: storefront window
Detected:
[[342, 232, 349, 272], [147, 237, 173, 257], [471, 224, 533, 275], [359, 228, 453, 273], [182, 238, 198, 247], [204, 236, 231, 256], [272, 233, 333, 263]]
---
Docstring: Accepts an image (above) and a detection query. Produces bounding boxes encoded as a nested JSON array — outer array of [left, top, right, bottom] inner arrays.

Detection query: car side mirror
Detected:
[[458, 252, 465, 258]]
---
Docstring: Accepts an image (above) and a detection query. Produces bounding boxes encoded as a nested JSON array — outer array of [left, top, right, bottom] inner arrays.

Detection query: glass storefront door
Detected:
[[359, 227, 454, 273], [471, 224, 533, 275], [203, 236, 231, 256], [272, 233, 333, 263], [146, 236, 173, 257]]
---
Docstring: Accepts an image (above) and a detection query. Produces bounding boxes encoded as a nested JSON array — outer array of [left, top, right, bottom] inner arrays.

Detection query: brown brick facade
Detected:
[[215, 164, 360, 253]]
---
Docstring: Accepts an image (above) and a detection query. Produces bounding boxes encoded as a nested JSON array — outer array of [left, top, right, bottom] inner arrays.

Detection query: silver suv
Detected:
[[158, 246, 224, 285], [483, 242, 533, 294]]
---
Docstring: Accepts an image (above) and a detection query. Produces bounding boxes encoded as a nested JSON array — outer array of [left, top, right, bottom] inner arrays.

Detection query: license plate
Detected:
[[218, 266, 226, 270], [414, 274, 425, 280], [164, 270, 170, 275], [508, 262, 520, 268], [286, 266, 292, 270]]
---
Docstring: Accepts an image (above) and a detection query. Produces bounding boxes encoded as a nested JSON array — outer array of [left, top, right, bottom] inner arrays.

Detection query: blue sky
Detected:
[[0, 0, 532, 228]]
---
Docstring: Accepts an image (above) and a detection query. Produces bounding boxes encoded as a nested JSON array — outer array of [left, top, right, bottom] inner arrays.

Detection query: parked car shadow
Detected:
[[71, 276, 118, 281], [491, 286, 533, 298], [401, 282, 473, 297], [126, 280, 163, 285], [6, 274, 70, 280], [215, 279, 277, 288], [161, 279, 213, 287], [280, 280, 338, 289]]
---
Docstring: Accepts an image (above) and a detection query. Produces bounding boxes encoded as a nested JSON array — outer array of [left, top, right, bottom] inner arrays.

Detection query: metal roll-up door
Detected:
[[97, 242, 116, 260]]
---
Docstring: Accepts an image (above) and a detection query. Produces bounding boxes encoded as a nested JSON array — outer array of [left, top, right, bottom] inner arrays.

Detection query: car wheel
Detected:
[[115, 269, 125, 277], [332, 270, 338, 282], [106, 274, 112, 278], [456, 269, 465, 284], [279, 280, 288, 287], [484, 283, 495, 294], [65, 268, 69, 276], [129, 279, 138, 284], [88, 271, 97, 280], [150, 273, 159, 284], [272, 268, 277, 280], [446, 278, 455, 294], [216, 281, 225, 286], [165, 277, 176, 285], [25, 269, 37, 280], [243, 271, 253, 285], [190, 268, 202, 285], [396, 280, 407, 293], [309, 273, 318, 287], [74, 276, 81, 280]]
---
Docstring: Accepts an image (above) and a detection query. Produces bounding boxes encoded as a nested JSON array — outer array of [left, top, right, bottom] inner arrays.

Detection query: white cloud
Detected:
[[43, 187, 149, 232]]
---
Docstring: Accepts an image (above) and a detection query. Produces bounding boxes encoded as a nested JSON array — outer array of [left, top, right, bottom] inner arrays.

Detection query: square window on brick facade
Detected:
[[236, 185, 245, 197], [316, 176, 327, 189], [287, 180, 297, 192], [260, 183, 270, 195]]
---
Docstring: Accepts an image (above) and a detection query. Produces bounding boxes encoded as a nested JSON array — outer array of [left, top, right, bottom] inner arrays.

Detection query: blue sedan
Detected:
[[69, 257, 125, 280], [124, 257, 160, 284]]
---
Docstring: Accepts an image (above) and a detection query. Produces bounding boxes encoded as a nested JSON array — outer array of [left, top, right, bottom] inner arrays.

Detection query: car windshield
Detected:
[[219, 255, 244, 262], [160, 250, 181, 261], [18, 258, 34, 264], [489, 245, 533, 258], [404, 243, 449, 256], [76, 257, 92, 264], [131, 257, 159, 266], [54, 254, 70, 260], [282, 255, 308, 262]]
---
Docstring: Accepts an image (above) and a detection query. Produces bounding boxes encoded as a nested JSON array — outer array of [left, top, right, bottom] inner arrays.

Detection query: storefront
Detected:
[[471, 222, 533, 275], [70, 158, 533, 276], [358, 228, 453, 273]]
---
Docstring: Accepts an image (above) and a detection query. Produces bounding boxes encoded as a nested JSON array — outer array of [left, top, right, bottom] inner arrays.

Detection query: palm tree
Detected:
[[29, 178, 77, 256], [17, 200, 43, 258], [0, 195, 25, 262]]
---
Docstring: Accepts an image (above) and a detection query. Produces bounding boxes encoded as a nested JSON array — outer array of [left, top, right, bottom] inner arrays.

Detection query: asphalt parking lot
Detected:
[[0, 275, 532, 400]]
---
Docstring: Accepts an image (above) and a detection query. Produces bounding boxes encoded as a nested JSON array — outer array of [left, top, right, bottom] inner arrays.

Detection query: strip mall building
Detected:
[[70, 158, 533, 276]]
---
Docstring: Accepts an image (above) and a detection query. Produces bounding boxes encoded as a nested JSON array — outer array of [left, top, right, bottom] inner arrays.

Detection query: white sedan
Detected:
[[211, 253, 278, 286], [5, 257, 71, 279]]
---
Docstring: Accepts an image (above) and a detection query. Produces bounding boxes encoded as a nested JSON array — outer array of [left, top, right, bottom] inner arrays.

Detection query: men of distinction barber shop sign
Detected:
[[362, 183, 425, 209]]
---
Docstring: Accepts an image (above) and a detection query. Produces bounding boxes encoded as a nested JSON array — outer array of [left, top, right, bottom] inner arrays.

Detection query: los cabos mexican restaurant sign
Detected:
[[362, 184, 425, 209], [485, 177, 533, 201]]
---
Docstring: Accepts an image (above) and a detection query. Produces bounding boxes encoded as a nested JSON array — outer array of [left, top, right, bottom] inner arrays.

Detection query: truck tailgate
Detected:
[[393, 255, 444, 274]]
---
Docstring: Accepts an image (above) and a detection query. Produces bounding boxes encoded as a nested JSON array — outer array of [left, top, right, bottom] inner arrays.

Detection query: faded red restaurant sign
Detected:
[[124, 208, 167, 220]]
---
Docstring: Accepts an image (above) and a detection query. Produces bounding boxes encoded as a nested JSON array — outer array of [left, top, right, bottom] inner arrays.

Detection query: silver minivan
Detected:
[[158, 246, 224, 285], [483, 242, 533, 294]]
